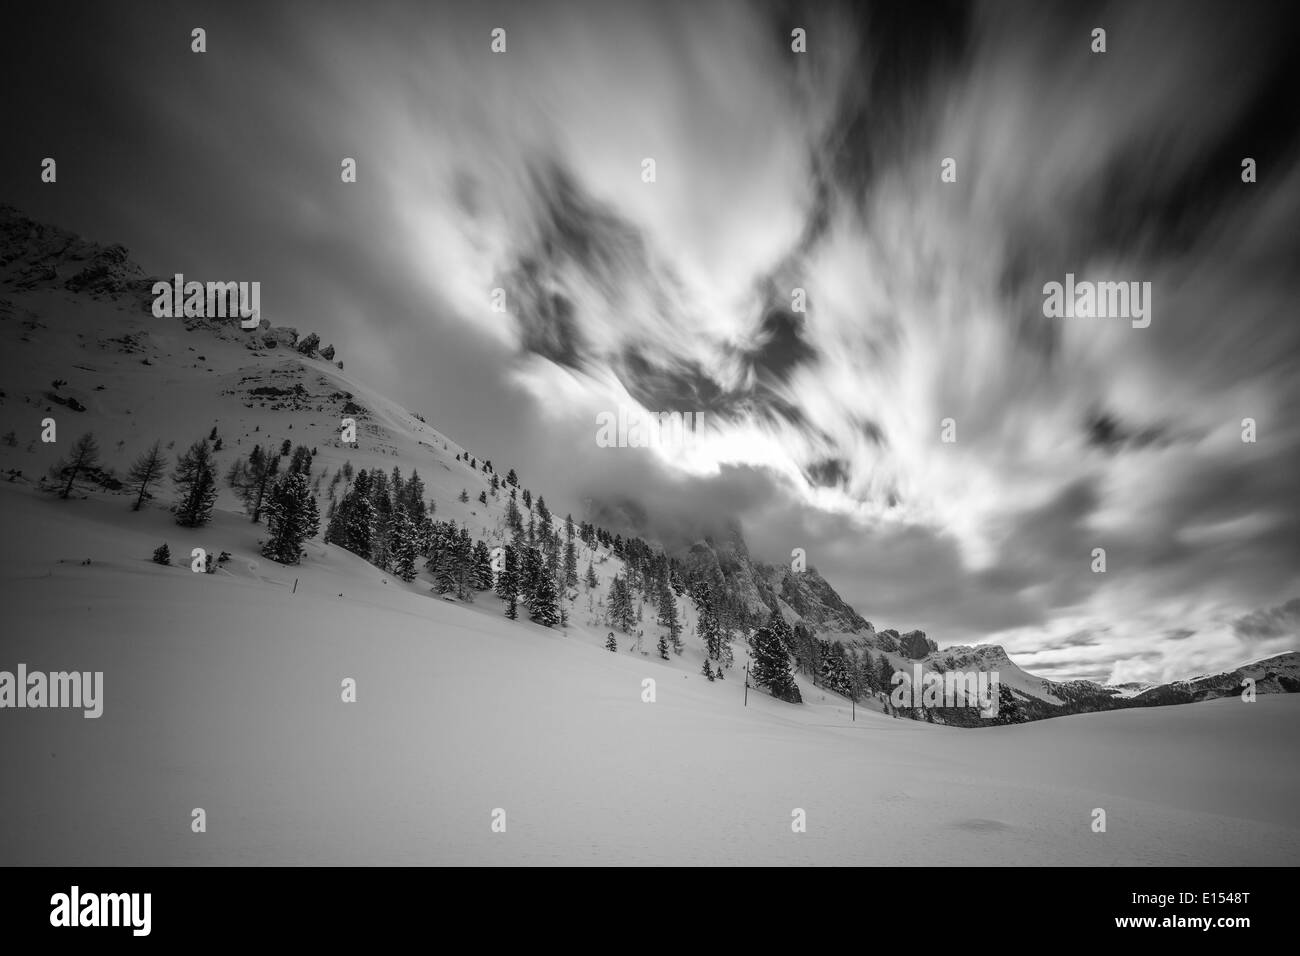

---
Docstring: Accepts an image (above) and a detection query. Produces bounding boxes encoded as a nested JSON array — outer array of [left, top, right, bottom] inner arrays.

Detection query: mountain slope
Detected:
[[0, 202, 1292, 725], [1, 479, 1298, 865]]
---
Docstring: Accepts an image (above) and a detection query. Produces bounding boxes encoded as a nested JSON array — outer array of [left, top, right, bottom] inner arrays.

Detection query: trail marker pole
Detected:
[[743, 663, 749, 707], [292, 578, 298, 594]]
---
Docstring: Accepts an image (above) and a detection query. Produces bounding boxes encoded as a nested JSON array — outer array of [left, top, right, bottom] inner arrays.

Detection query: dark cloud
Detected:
[[619, 347, 730, 416], [739, 307, 818, 384], [975, 478, 1103, 605], [817, 0, 973, 210], [804, 457, 851, 489], [1233, 598, 1300, 643], [1084, 411, 1168, 453]]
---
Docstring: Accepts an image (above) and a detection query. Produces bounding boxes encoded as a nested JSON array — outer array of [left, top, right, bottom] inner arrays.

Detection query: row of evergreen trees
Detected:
[[55, 432, 866, 691], [323, 465, 432, 580], [48, 431, 322, 565], [318, 464, 569, 628]]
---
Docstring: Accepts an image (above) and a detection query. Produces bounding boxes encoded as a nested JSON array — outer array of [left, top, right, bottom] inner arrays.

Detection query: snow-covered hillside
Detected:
[[1, 203, 1296, 724], [2, 206, 1299, 865], [1, 482, 1298, 865]]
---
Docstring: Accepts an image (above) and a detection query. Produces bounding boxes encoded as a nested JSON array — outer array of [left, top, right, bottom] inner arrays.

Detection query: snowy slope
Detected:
[[0, 482, 1297, 866], [0, 214, 700, 665]]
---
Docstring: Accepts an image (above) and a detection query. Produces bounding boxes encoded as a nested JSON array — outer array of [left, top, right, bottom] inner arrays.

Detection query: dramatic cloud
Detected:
[[4, 0, 1297, 683], [1234, 598, 1300, 644]]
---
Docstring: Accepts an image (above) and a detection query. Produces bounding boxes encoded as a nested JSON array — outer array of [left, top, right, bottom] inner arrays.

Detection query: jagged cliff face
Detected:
[[679, 526, 771, 621], [758, 564, 874, 635], [0, 205, 153, 304], [676, 527, 877, 636], [0, 205, 308, 351]]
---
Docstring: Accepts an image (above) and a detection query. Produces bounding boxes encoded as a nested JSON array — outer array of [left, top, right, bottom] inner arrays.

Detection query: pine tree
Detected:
[[331, 469, 377, 559], [766, 605, 793, 651], [425, 521, 459, 594], [657, 576, 683, 654], [52, 432, 100, 499], [152, 543, 171, 565], [226, 444, 280, 522], [694, 585, 722, 660], [427, 522, 476, 599], [584, 561, 598, 590], [522, 488, 531, 510], [819, 641, 852, 696], [288, 444, 313, 476], [535, 496, 552, 544], [608, 574, 635, 633], [404, 469, 426, 519], [389, 507, 420, 582], [454, 525, 475, 599], [498, 544, 520, 619], [518, 546, 543, 603], [171, 438, 218, 527], [370, 474, 394, 571], [506, 468, 518, 487], [657, 630, 670, 660], [458, 488, 469, 503], [505, 493, 524, 542], [495, 544, 516, 598], [324, 494, 344, 548], [749, 625, 802, 703], [528, 566, 560, 627], [478, 490, 487, 505], [702, 660, 715, 681], [260, 470, 321, 564], [605, 632, 617, 652], [472, 540, 494, 590], [877, 656, 895, 695], [127, 439, 167, 511], [563, 514, 578, 587]]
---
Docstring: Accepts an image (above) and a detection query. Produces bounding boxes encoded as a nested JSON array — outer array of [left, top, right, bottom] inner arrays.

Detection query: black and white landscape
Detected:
[[1, 0, 1298, 867]]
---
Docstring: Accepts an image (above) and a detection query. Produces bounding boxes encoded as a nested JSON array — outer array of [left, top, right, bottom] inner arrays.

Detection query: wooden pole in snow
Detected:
[[743, 663, 749, 707]]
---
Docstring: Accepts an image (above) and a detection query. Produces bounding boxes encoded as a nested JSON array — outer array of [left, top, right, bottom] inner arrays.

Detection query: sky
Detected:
[[3, 0, 1299, 684]]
